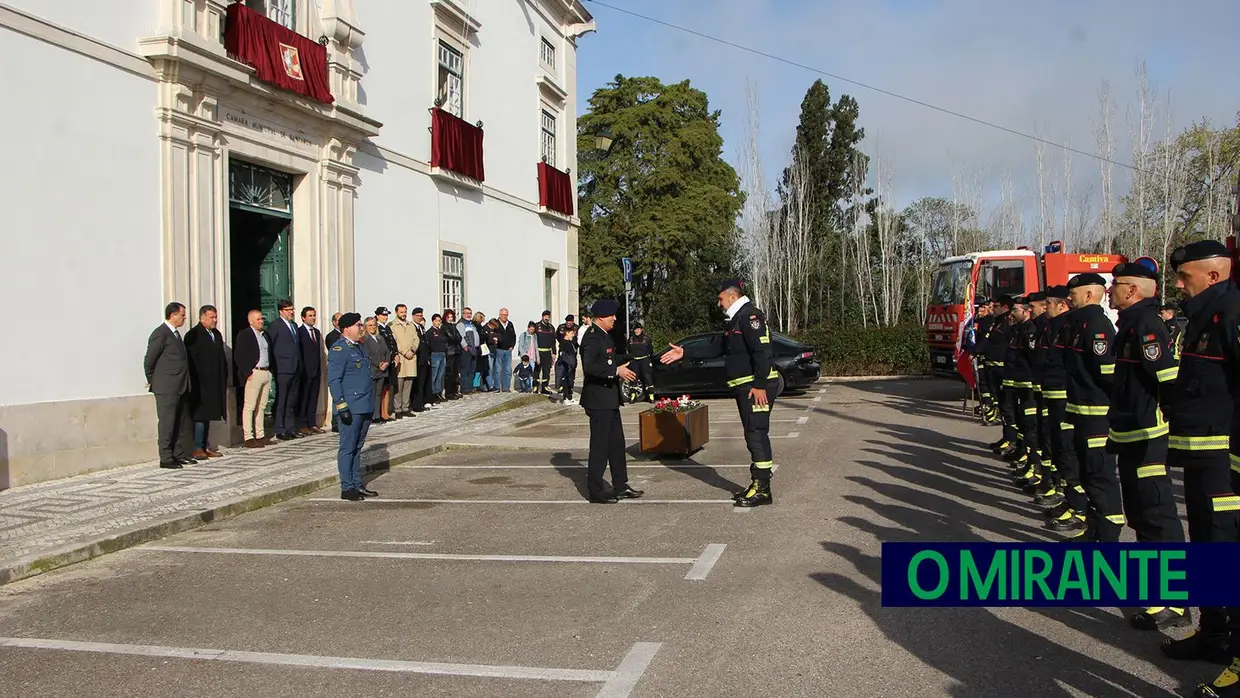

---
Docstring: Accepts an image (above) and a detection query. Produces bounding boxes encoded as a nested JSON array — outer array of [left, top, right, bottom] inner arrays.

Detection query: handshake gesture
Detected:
[[617, 362, 637, 383]]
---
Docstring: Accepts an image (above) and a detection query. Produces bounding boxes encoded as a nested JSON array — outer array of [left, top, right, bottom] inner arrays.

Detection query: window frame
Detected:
[[540, 108, 558, 168], [978, 259, 1026, 301], [436, 40, 466, 119], [441, 251, 465, 313], [540, 37, 556, 70], [247, 0, 296, 31]]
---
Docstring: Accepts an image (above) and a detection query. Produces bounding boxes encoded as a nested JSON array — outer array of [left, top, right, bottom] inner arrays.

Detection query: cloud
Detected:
[[577, 0, 1239, 226]]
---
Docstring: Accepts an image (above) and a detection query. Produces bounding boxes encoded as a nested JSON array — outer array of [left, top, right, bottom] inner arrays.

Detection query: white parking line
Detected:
[[787, 432, 800, 439], [797, 416, 809, 425], [0, 637, 662, 696], [140, 544, 727, 581], [813, 396, 822, 402], [393, 464, 757, 470], [714, 435, 801, 440], [307, 497, 737, 505]]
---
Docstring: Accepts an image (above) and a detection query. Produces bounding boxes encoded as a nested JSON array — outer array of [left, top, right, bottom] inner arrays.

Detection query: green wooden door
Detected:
[[260, 223, 291, 415]]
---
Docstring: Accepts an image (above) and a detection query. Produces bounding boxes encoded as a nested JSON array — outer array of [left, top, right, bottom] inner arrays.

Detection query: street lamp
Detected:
[[594, 128, 614, 152]]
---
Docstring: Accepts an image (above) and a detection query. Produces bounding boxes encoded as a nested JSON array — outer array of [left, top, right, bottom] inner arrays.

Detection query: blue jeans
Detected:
[[517, 376, 533, 392], [493, 349, 513, 392], [337, 413, 372, 492], [459, 352, 475, 394], [431, 353, 446, 395], [194, 421, 210, 451]]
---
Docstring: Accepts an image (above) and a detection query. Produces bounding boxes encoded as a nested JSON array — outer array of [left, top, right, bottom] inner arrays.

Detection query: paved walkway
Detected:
[[0, 392, 566, 585]]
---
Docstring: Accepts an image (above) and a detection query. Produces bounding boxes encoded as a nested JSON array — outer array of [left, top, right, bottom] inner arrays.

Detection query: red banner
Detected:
[[431, 108, 485, 182], [538, 162, 574, 217], [224, 3, 334, 105]]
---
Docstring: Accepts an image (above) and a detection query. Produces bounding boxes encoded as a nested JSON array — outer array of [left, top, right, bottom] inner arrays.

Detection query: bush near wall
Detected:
[[791, 324, 930, 377]]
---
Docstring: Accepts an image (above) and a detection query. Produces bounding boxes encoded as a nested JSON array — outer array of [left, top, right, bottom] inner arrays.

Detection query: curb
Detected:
[[0, 403, 568, 587], [818, 375, 934, 383]]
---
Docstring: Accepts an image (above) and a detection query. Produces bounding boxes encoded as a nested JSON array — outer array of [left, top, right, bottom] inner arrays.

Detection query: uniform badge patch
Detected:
[[1143, 342, 1162, 361], [750, 317, 761, 330], [1028, 338, 1036, 349], [1198, 333, 1210, 352], [1093, 340, 1108, 355]]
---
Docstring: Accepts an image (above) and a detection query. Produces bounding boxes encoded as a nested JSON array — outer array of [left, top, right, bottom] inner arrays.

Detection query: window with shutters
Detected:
[[437, 41, 465, 118], [540, 38, 556, 70], [540, 109, 557, 168], [246, 0, 295, 30], [442, 252, 464, 312]]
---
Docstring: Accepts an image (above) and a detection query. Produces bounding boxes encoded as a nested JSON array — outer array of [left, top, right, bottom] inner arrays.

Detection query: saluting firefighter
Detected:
[[985, 296, 1016, 454], [1020, 291, 1052, 497], [627, 323, 655, 403], [1034, 286, 1076, 513], [662, 280, 777, 508], [1156, 241, 1240, 695], [1104, 260, 1188, 631], [1056, 273, 1125, 541]]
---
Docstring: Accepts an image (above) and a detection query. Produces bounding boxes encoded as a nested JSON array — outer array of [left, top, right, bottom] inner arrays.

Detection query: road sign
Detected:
[[622, 257, 632, 284]]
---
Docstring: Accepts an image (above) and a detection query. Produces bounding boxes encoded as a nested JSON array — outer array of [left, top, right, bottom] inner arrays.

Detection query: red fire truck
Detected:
[[926, 242, 1127, 386]]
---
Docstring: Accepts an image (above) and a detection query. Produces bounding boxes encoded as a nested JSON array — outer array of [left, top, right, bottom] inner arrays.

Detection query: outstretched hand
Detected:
[[661, 343, 685, 364], [617, 362, 637, 382]]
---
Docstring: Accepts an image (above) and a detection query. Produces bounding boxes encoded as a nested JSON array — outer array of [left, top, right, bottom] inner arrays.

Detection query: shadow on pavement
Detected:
[[548, 450, 743, 496]]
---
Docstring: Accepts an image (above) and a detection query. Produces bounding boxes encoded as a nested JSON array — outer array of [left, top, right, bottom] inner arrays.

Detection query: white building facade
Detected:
[[0, 0, 595, 488]]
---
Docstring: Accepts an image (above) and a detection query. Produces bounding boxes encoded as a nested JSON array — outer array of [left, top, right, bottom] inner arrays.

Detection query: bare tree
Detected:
[[1094, 80, 1117, 252], [850, 151, 873, 328], [868, 143, 905, 326], [736, 79, 774, 319], [778, 146, 816, 333], [1060, 136, 1073, 248], [1035, 127, 1049, 252], [1129, 61, 1156, 256], [1156, 92, 1190, 291]]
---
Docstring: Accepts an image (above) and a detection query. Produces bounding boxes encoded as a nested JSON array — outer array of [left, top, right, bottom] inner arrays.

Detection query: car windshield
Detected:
[[930, 261, 972, 306]]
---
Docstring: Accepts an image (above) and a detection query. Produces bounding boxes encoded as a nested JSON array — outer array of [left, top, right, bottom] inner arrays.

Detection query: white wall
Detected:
[[0, 30, 162, 406], [10, 0, 159, 51]]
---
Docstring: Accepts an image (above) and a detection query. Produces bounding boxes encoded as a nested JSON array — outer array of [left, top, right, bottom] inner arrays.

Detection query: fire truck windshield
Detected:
[[930, 261, 972, 306]]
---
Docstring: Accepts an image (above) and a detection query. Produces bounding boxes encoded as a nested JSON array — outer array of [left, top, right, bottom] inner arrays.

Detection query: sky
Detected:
[[575, 0, 1240, 226]]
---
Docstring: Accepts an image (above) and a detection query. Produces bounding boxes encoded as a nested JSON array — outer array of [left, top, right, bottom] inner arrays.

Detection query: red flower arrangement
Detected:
[[650, 394, 701, 414]]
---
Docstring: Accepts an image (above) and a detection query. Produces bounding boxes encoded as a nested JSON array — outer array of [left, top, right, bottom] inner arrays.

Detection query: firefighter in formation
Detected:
[[969, 241, 1240, 698]]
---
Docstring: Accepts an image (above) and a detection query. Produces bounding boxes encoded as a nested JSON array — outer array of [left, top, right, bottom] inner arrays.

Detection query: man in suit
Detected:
[[234, 309, 273, 448], [327, 313, 378, 501], [184, 305, 227, 459], [363, 317, 392, 421], [325, 312, 342, 432], [579, 299, 643, 503], [268, 299, 304, 440], [298, 306, 325, 435], [144, 302, 194, 469]]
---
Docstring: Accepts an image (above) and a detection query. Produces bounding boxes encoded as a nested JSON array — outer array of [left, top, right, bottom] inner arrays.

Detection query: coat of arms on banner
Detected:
[[280, 43, 304, 81], [1093, 340, 1107, 355]]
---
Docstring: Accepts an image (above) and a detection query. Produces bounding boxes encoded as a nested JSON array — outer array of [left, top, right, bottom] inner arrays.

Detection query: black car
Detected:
[[639, 331, 821, 399]]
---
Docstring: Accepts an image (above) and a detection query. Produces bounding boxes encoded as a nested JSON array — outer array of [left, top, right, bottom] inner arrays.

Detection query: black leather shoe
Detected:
[[159, 460, 183, 469], [1162, 631, 1233, 665], [359, 487, 378, 497], [278, 433, 296, 441], [614, 486, 644, 499], [340, 489, 364, 501], [1130, 607, 1192, 631], [176, 457, 198, 465], [589, 494, 619, 504]]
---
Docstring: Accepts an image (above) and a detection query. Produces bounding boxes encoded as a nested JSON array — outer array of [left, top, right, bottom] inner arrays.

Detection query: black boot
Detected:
[[1193, 658, 1240, 697], [1130, 607, 1192, 631], [734, 480, 773, 508], [1163, 630, 1233, 666]]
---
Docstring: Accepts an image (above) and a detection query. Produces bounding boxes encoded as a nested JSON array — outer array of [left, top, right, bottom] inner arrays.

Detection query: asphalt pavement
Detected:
[[0, 379, 1214, 697]]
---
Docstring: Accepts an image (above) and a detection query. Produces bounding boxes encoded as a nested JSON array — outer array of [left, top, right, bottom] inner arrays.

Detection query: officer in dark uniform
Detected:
[[375, 307, 399, 416], [1156, 241, 1240, 688], [1105, 261, 1188, 631], [627, 323, 655, 402], [327, 313, 378, 502], [535, 311, 557, 394], [1161, 303, 1185, 361], [579, 300, 643, 503], [556, 314, 577, 347], [965, 298, 998, 424], [1018, 291, 1050, 494], [662, 279, 776, 508], [1003, 296, 1040, 481], [1056, 273, 1125, 541], [1035, 286, 1075, 513], [985, 296, 1014, 453]]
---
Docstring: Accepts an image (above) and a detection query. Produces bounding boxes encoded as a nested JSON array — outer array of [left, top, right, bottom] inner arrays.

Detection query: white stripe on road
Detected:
[[714, 435, 801, 440], [142, 544, 700, 565], [393, 464, 757, 470], [308, 498, 737, 505], [684, 543, 727, 581], [813, 396, 823, 403], [0, 637, 662, 692], [797, 416, 809, 425], [787, 432, 800, 439]]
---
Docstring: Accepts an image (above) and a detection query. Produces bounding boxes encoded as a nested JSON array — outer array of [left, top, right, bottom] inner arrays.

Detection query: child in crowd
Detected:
[[555, 327, 578, 405], [514, 355, 535, 393]]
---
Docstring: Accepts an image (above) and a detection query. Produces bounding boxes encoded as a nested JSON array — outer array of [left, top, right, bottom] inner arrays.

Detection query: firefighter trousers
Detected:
[[735, 386, 776, 483], [1168, 446, 1240, 647], [536, 349, 553, 391], [999, 382, 1020, 445], [1034, 389, 1055, 481], [1071, 414, 1125, 542], [1046, 397, 1082, 508], [1003, 384, 1038, 456], [1113, 437, 1182, 543]]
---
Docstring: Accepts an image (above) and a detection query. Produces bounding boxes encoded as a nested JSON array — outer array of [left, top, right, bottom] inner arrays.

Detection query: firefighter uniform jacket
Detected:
[[1029, 313, 1050, 389], [982, 310, 1010, 371], [1108, 298, 1177, 443], [1166, 281, 1240, 451], [725, 301, 775, 391], [1065, 304, 1116, 417], [1003, 319, 1035, 388], [628, 334, 653, 361], [536, 320, 557, 355], [1038, 312, 1072, 400]]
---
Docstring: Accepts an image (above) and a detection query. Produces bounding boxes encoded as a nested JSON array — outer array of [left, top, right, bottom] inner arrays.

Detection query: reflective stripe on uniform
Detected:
[[1105, 514, 1126, 525], [768, 369, 779, 379], [1168, 435, 1230, 451], [1108, 424, 1170, 443], [1156, 366, 1178, 383], [1023, 407, 1038, 416], [1002, 381, 1034, 389], [1073, 485, 1085, 494], [727, 375, 754, 387], [1212, 496, 1240, 513], [1067, 404, 1109, 416], [1087, 436, 1108, 449], [1231, 453, 1240, 473], [1059, 422, 1074, 430], [1099, 364, 1115, 375], [1042, 390, 1067, 400], [752, 404, 770, 413], [1040, 408, 1049, 416], [1033, 386, 1042, 393], [538, 348, 553, 352], [754, 461, 774, 469], [1136, 464, 1168, 478], [987, 361, 1005, 367]]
